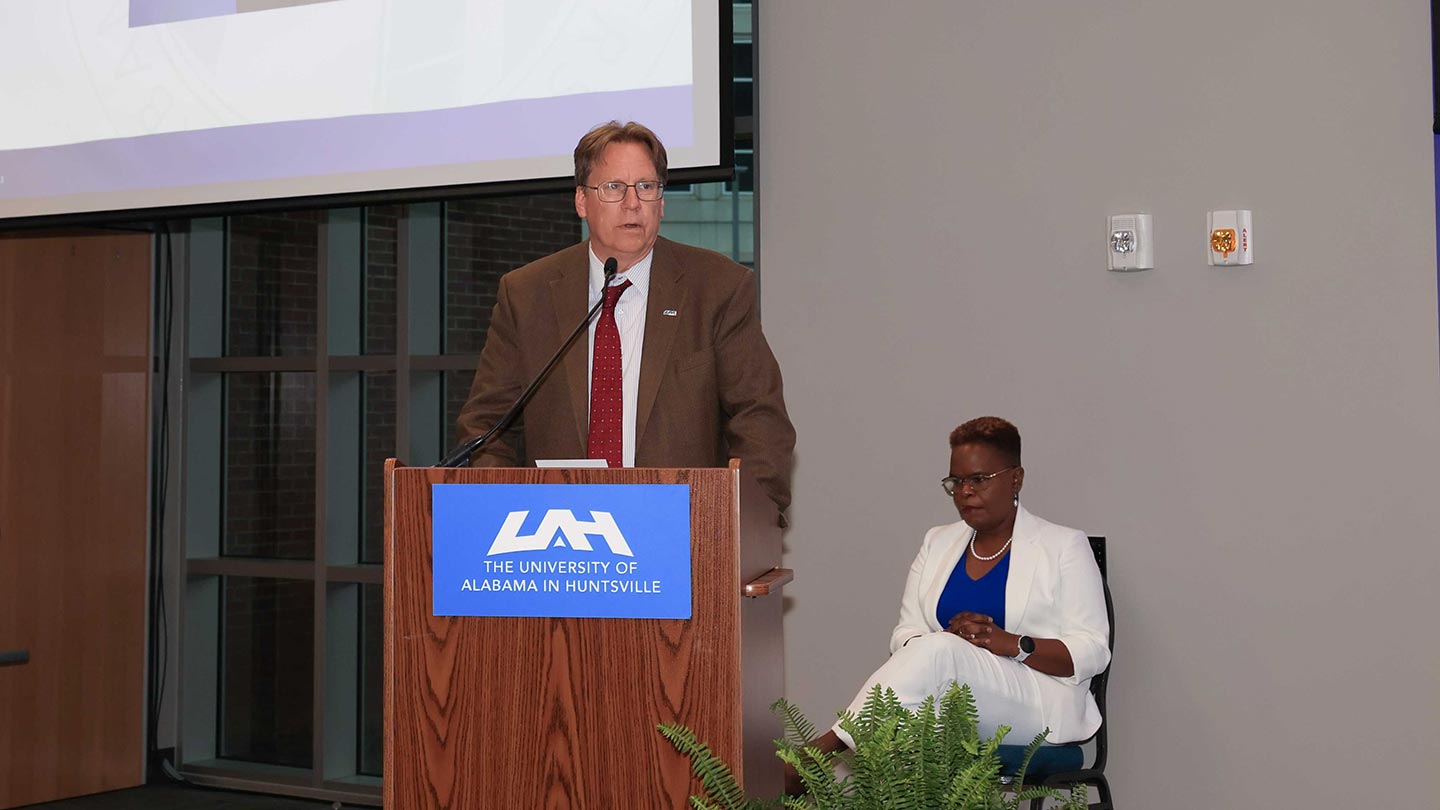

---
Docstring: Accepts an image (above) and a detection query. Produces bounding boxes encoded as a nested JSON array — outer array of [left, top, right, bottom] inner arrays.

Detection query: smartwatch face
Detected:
[[1020, 636, 1037, 654]]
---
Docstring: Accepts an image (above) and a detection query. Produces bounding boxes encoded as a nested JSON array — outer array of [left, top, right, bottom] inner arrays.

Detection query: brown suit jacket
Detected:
[[457, 237, 796, 512]]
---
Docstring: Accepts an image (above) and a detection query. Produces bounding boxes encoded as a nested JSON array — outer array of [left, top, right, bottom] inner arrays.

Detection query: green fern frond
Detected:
[[850, 715, 908, 809], [939, 681, 982, 775], [771, 698, 819, 746], [658, 722, 751, 810], [942, 757, 1001, 810], [779, 745, 845, 807], [852, 684, 904, 742], [901, 693, 947, 806], [950, 754, 1008, 810], [1012, 785, 1066, 805], [940, 680, 980, 735], [1005, 729, 1051, 792]]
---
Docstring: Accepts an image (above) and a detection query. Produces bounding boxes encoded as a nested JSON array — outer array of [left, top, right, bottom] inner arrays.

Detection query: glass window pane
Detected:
[[359, 583, 383, 777], [224, 372, 316, 559], [730, 150, 755, 194], [221, 576, 314, 768], [227, 212, 320, 357], [733, 41, 753, 80], [443, 369, 474, 449], [443, 195, 582, 354], [733, 78, 753, 118], [361, 372, 395, 564], [364, 206, 401, 355]]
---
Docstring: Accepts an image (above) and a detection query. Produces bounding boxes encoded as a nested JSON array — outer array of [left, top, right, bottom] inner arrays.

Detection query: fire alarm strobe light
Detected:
[[1207, 210, 1253, 266]]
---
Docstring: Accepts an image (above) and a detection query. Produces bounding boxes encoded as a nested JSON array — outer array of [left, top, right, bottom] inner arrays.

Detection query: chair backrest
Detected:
[[1086, 536, 1113, 772]]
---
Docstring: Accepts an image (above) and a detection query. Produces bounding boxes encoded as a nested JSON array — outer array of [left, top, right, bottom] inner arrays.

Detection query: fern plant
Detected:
[[659, 682, 1089, 810]]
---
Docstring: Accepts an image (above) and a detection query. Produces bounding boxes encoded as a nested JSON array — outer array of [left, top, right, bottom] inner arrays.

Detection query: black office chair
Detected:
[[997, 535, 1114, 809]]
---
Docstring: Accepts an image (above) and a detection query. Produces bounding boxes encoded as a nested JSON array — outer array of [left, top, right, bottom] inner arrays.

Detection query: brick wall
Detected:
[[365, 206, 400, 354], [223, 372, 317, 559], [227, 212, 320, 357], [361, 372, 394, 564], [443, 194, 580, 428], [361, 207, 402, 562], [226, 212, 321, 561]]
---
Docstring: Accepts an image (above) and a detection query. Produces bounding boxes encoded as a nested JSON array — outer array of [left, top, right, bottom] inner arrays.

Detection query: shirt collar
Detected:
[[589, 244, 653, 299]]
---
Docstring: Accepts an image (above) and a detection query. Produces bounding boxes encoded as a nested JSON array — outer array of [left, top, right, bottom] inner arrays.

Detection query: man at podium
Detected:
[[456, 121, 796, 515]]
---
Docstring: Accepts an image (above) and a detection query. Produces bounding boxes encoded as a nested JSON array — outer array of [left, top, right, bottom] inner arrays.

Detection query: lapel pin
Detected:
[[662, 309, 678, 317]]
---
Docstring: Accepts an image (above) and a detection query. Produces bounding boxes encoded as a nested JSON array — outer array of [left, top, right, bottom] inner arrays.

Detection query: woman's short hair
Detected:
[[573, 121, 669, 187], [948, 416, 1022, 466]]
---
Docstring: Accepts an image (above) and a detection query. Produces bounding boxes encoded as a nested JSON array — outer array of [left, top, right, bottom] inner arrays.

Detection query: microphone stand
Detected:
[[437, 259, 618, 467]]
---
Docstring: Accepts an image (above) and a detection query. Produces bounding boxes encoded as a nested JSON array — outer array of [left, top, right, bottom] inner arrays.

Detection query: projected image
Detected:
[[0, 0, 722, 223], [130, 0, 341, 28]]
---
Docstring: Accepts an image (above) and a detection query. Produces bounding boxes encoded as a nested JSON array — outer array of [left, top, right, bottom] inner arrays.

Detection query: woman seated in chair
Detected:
[[808, 416, 1110, 762]]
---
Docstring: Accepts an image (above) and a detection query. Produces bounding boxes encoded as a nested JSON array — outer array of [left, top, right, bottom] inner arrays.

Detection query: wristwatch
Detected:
[[1013, 635, 1036, 663]]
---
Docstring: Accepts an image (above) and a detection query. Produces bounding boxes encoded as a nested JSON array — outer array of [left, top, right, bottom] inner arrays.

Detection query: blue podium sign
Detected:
[[431, 483, 692, 619]]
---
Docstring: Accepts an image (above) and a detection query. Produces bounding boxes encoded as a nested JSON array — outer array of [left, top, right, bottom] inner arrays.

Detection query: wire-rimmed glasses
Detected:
[[940, 466, 1019, 496]]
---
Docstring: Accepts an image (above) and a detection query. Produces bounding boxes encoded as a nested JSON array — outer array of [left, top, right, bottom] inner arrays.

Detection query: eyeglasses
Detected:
[[582, 180, 665, 203], [940, 466, 1018, 496]]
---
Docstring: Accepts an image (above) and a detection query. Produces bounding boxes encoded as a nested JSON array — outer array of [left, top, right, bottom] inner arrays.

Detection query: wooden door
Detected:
[[0, 229, 151, 808]]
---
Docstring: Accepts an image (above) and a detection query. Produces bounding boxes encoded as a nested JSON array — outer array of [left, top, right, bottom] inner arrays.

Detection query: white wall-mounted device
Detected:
[[1207, 210, 1253, 266], [1108, 213, 1153, 272]]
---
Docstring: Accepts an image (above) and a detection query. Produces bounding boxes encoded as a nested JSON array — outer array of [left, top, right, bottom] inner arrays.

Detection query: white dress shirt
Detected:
[[586, 246, 651, 467]]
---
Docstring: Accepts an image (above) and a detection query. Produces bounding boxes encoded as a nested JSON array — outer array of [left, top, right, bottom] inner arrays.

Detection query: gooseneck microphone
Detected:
[[437, 257, 619, 467]]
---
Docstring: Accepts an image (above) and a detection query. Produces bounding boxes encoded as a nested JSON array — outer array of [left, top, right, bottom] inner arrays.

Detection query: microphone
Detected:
[[438, 257, 619, 467]]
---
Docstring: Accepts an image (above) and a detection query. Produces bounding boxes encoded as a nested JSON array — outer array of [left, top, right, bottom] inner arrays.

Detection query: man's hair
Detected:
[[948, 416, 1022, 466], [573, 121, 668, 186]]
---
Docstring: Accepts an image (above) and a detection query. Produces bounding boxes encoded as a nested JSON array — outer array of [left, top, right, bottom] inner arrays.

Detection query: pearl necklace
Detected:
[[968, 528, 1013, 561]]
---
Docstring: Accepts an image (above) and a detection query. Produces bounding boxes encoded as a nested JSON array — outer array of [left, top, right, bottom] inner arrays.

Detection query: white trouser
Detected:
[[832, 632, 1047, 749]]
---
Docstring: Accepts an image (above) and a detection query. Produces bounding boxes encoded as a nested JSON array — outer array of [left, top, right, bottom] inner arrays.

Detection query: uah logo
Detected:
[[484, 509, 634, 557]]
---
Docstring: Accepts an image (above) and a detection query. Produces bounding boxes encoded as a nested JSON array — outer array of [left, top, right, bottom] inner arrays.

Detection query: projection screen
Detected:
[[0, 0, 726, 226]]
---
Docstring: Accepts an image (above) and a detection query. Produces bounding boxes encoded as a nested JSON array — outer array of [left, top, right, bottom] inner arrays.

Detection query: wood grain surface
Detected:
[[385, 462, 785, 809], [0, 230, 151, 808]]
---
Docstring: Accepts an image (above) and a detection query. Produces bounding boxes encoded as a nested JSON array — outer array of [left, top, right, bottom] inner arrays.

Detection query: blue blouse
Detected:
[[934, 543, 1010, 630]]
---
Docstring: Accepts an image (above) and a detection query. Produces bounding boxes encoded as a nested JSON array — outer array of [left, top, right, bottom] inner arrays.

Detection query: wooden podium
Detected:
[[384, 459, 792, 809]]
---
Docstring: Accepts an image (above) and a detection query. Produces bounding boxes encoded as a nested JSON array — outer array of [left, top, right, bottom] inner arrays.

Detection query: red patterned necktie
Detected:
[[586, 279, 632, 467]]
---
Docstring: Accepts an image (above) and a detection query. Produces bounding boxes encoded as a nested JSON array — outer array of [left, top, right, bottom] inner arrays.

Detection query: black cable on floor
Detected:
[[146, 222, 179, 781]]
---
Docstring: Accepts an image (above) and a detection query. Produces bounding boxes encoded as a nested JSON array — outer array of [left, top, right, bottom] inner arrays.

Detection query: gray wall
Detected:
[[758, 2, 1440, 806]]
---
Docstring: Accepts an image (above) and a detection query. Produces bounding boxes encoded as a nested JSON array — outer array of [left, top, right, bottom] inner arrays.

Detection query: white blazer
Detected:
[[889, 504, 1111, 741]]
